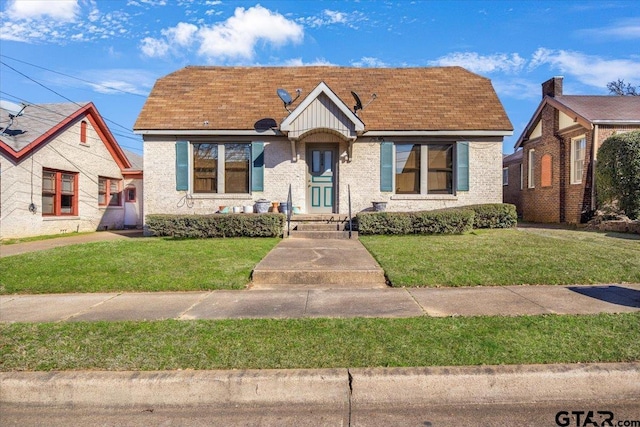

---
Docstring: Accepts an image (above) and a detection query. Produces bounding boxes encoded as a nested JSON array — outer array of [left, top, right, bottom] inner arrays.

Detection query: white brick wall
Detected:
[[1, 119, 130, 239], [143, 136, 503, 222]]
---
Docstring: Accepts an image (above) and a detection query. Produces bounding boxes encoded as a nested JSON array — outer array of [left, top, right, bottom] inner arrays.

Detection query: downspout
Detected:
[[591, 124, 599, 211]]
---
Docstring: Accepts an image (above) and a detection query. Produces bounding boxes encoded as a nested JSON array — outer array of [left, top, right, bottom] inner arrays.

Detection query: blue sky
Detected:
[[1, 0, 639, 155]]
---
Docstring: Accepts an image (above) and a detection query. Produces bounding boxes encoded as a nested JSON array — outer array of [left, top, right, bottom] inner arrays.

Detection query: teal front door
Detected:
[[307, 145, 336, 213]]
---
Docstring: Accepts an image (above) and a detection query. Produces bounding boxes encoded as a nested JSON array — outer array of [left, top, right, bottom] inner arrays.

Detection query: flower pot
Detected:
[[372, 201, 387, 212], [255, 199, 270, 213]]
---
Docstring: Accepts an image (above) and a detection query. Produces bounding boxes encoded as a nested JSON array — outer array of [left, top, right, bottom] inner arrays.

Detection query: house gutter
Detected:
[[133, 129, 514, 137]]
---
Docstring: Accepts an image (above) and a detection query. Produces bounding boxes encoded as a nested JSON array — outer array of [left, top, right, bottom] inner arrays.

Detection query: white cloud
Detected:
[[84, 69, 155, 96], [528, 48, 640, 88], [162, 22, 197, 47], [577, 18, 640, 40], [429, 52, 526, 74], [300, 9, 366, 29], [197, 5, 303, 60], [5, 0, 79, 21], [351, 57, 389, 68], [283, 58, 335, 67], [140, 5, 303, 62], [140, 37, 170, 57]]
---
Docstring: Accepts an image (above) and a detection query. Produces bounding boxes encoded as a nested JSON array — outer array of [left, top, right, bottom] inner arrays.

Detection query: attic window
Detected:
[[80, 120, 87, 144]]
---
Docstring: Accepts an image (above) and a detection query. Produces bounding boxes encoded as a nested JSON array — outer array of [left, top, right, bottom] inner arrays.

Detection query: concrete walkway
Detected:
[[2, 284, 639, 322]]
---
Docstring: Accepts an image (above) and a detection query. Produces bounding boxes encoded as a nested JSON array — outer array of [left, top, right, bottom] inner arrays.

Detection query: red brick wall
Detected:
[[521, 103, 563, 223]]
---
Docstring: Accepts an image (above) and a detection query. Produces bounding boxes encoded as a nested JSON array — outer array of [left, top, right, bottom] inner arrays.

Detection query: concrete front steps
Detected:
[[285, 214, 357, 240], [251, 238, 387, 290]]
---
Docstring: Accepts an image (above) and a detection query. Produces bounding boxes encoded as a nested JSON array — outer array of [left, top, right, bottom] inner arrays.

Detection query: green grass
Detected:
[[0, 238, 280, 294], [360, 228, 640, 287], [1, 313, 638, 371]]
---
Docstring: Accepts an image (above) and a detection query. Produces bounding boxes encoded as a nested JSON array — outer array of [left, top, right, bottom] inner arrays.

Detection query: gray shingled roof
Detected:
[[0, 102, 89, 153], [555, 95, 640, 122]]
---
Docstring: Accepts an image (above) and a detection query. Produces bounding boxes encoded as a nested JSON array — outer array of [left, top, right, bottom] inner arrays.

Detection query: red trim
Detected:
[[122, 170, 143, 179], [42, 169, 79, 216], [125, 186, 137, 203], [1, 103, 132, 171]]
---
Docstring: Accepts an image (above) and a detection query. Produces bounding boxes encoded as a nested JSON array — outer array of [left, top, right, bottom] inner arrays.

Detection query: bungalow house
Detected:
[[0, 102, 144, 240], [513, 77, 640, 223], [134, 66, 512, 221]]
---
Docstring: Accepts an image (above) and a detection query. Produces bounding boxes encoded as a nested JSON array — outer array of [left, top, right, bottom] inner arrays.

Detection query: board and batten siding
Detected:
[[285, 93, 359, 140]]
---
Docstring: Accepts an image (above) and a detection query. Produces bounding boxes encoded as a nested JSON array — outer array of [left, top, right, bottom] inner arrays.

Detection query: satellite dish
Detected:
[[0, 100, 27, 117], [351, 91, 363, 113], [351, 91, 377, 115], [277, 88, 292, 106], [277, 88, 302, 112]]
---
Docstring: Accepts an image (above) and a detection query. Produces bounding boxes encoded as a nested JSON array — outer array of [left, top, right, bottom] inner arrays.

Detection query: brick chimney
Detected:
[[542, 76, 563, 98]]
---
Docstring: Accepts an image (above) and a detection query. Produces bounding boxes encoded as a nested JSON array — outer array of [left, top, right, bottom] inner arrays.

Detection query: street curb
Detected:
[[2, 363, 638, 408], [351, 363, 640, 406], [0, 369, 350, 408]]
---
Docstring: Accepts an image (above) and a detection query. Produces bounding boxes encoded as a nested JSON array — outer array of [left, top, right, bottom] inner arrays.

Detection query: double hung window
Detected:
[[192, 143, 250, 193], [395, 144, 453, 195], [42, 169, 78, 216], [571, 136, 586, 184], [99, 177, 122, 206]]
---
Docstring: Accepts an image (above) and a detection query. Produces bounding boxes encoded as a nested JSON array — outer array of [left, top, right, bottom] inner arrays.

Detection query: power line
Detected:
[[0, 61, 140, 136], [0, 90, 143, 147], [0, 54, 147, 98]]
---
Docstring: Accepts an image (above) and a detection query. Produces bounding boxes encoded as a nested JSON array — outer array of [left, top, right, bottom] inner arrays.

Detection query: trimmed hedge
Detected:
[[356, 204, 517, 235], [357, 209, 475, 235], [464, 203, 518, 229], [146, 214, 285, 238]]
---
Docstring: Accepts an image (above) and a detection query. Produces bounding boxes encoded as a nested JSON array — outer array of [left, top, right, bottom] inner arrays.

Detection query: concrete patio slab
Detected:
[[408, 287, 551, 317], [182, 290, 309, 319], [69, 292, 211, 321], [0, 293, 117, 322], [304, 289, 423, 318], [509, 284, 640, 315]]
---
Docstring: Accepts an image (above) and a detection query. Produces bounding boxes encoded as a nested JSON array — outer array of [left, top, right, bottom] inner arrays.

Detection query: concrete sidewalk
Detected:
[[0, 230, 144, 258], [1, 284, 639, 322]]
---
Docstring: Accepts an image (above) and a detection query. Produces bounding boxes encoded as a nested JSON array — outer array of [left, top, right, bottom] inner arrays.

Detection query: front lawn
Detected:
[[1, 313, 638, 371], [0, 238, 280, 294], [360, 228, 640, 287]]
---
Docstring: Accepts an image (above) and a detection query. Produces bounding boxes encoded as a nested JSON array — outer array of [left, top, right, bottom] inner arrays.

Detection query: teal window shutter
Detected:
[[380, 142, 393, 192], [456, 141, 469, 192], [175, 141, 189, 191], [251, 142, 264, 192]]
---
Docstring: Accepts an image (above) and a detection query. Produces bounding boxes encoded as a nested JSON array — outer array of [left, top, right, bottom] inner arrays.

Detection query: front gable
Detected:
[[280, 82, 364, 141]]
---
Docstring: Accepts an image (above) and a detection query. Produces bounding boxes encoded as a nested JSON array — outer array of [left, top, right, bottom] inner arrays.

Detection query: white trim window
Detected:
[[570, 136, 586, 185], [519, 164, 523, 190], [502, 167, 509, 186], [528, 149, 535, 188], [395, 144, 454, 195], [192, 143, 250, 194]]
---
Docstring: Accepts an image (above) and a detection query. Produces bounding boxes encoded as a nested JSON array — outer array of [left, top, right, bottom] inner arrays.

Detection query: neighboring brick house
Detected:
[[0, 102, 143, 239], [514, 77, 640, 224], [134, 66, 512, 221], [502, 149, 523, 216]]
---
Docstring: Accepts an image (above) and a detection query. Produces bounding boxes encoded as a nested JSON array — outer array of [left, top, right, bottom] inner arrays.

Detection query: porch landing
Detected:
[[251, 238, 387, 289]]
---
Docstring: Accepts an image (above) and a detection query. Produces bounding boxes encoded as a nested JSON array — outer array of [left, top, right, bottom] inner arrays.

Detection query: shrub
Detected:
[[463, 203, 518, 228], [357, 209, 474, 235], [596, 131, 640, 220], [146, 214, 285, 238]]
